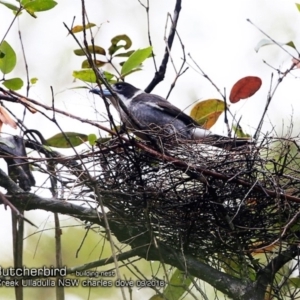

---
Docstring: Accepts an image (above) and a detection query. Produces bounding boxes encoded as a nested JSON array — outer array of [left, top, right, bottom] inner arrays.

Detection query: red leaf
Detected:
[[229, 76, 262, 103]]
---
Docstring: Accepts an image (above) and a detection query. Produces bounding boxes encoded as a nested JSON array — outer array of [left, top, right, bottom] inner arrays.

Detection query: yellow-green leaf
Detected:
[[121, 46, 152, 77], [149, 295, 164, 300], [13, 10, 22, 16], [30, 77, 38, 84], [114, 50, 135, 58], [286, 41, 296, 49], [0, 40, 16, 74], [288, 278, 300, 288], [102, 71, 115, 81], [73, 69, 96, 83], [24, 9, 36, 17], [71, 23, 96, 33], [120, 67, 142, 77], [190, 99, 225, 129], [220, 254, 256, 281], [232, 125, 251, 138], [2, 78, 23, 90], [88, 134, 97, 146], [296, 3, 300, 12], [45, 132, 88, 148], [23, 0, 57, 12]]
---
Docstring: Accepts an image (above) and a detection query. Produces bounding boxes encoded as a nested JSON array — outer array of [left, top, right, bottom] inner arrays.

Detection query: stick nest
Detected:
[[89, 135, 300, 258]]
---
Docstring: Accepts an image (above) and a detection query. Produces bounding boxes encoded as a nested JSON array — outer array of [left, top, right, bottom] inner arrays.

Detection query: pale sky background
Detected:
[[1, 0, 300, 299]]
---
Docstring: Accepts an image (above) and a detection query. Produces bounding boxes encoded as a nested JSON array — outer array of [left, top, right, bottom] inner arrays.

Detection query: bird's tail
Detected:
[[199, 134, 252, 150], [191, 127, 251, 150]]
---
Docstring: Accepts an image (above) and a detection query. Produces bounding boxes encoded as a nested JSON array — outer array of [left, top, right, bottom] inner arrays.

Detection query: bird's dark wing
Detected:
[[134, 94, 199, 127], [152, 101, 199, 126]]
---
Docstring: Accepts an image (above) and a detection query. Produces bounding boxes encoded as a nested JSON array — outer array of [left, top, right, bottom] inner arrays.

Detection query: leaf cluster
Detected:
[[72, 34, 153, 84]]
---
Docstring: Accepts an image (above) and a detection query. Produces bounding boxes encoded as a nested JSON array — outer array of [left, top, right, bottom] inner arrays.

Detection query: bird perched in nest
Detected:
[[90, 82, 249, 148]]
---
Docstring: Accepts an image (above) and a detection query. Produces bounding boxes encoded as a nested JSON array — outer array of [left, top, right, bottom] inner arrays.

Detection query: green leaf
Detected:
[[163, 269, 191, 300], [21, 0, 32, 4], [81, 59, 106, 68], [101, 71, 117, 84], [22, 0, 57, 12], [0, 0, 19, 10], [288, 277, 300, 288], [114, 50, 135, 58], [102, 71, 115, 81], [23, 9, 36, 17], [88, 134, 97, 146], [190, 99, 224, 129], [2, 78, 23, 90], [120, 67, 142, 78], [255, 38, 296, 52], [74, 45, 106, 56], [232, 125, 251, 138], [71, 23, 96, 33], [45, 132, 88, 148], [0, 40, 17, 74], [30, 77, 38, 84], [296, 3, 300, 12], [220, 255, 256, 281], [121, 46, 152, 76], [149, 296, 164, 300], [73, 69, 116, 84], [73, 69, 96, 83], [108, 34, 132, 56], [286, 41, 296, 49], [13, 9, 22, 16]]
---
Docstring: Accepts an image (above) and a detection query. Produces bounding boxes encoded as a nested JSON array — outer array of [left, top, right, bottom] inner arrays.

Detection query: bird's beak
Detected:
[[89, 88, 112, 97]]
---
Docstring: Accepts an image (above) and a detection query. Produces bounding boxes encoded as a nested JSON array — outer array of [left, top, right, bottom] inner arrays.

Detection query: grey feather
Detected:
[[90, 82, 250, 148]]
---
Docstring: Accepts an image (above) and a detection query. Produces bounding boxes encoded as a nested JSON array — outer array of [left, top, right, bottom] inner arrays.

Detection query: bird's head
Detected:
[[90, 82, 142, 105]]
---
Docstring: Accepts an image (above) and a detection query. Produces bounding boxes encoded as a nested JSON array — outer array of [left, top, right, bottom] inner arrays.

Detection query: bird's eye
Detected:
[[115, 84, 123, 90]]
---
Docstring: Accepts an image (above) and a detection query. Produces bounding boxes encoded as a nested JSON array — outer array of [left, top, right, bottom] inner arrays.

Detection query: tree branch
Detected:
[[0, 168, 256, 299], [144, 0, 182, 93], [257, 245, 299, 292]]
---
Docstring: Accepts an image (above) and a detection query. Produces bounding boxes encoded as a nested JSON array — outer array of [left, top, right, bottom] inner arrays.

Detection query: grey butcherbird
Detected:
[[90, 82, 249, 147]]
